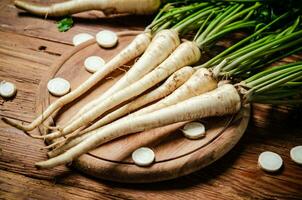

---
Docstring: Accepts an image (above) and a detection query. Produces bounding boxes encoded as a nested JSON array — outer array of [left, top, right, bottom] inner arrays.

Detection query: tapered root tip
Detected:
[[1, 117, 44, 139], [35, 162, 44, 170], [40, 141, 61, 150], [14, 0, 50, 17], [14, 0, 31, 10], [35, 160, 52, 169], [35, 159, 70, 169], [1, 117, 24, 129]]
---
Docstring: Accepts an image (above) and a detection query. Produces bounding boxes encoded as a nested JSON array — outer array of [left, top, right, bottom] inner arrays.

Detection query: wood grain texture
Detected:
[[0, 0, 147, 45], [0, 0, 302, 199]]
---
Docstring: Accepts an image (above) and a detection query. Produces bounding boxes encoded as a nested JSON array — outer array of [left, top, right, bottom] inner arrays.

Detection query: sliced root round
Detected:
[[47, 77, 71, 96], [258, 151, 283, 172], [72, 33, 94, 46], [132, 147, 155, 167], [290, 145, 302, 165], [182, 122, 206, 140], [84, 56, 106, 73], [0, 81, 17, 98], [96, 30, 118, 48]]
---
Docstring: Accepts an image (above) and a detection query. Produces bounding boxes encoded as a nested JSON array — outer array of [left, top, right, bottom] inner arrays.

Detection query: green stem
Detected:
[[245, 46, 302, 74], [247, 65, 302, 88], [206, 3, 259, 38], [224, 34, 273, 61], [193, 11, 215, 41], [222, 30, 302, 71], [245, 62, 302, 83], [197, 4, 238, 43], [148, 2, 209, 31], [173, 6, 217, 33], [197, 12, 289, 68], [255, 70, 302, 94], [284, 82, 302, 86], [229, 37, 302, 74], [198, 20, 257, 48]]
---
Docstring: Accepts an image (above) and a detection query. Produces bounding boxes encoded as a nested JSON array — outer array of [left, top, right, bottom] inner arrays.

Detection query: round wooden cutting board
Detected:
[[37, 33, 250, 183]]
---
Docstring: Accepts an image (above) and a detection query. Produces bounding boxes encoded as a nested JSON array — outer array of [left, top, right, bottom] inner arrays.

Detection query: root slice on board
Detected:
[[47, 77, 71, 96], [96, 30, 118, 48], [0, 81, 17, 98], [132, 147, 155, 167], [73, 33, 94, 46], [84, 56, 106, 73], [182, 122, 206, 139]]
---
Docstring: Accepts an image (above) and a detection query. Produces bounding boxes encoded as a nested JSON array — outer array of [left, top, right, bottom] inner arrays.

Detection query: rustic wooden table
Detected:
[[0, 1, 302, 199]]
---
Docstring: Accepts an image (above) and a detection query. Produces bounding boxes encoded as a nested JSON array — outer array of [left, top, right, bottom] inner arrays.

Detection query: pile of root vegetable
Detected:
[[3, 0, 302, 169]]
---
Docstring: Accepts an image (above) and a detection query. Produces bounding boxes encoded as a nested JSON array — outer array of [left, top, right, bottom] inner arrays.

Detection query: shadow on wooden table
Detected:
[[79, 104, 302, 189]]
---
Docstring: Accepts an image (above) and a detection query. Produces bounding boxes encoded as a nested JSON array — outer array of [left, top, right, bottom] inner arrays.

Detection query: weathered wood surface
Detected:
[[0, 0, 302, 199]]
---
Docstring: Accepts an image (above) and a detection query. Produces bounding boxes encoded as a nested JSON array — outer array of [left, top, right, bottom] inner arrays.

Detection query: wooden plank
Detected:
[[0, 0, 147, 45], [0, 36, 301, 200], [0, 170, 126, 200], [0, 31, 72, 57], [0, 31, 72, 122], [0, 1, 301, 199], [1, 119, 302, 199]]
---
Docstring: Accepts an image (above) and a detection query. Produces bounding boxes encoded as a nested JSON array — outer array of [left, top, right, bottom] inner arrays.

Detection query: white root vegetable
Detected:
[[47, 77, 71, 96], [48, 67, 215, 155], [81, 66, 195, 133], [14, 0, 161, 16], [48, 67, 216, 153], [81, 66, 217, 134], [72, 33, 94, 46], [290, 146, 302, 165], [130, 67, 218, 117], [0, 81, 17, 98], [2, 32, 152, 131], [47, 130, 91, 158], [132, 147, 155, 167], [182, 122, 206, 139], [258, 151, 283, 172], [68, 29, 180, 123], [85, 67, 217, 134], [96, 30, 118, 48], [36, 84, 241, 169], [46, 67, 193, 150], [84, 56, 106, 73], [44, 41, 201, 141]]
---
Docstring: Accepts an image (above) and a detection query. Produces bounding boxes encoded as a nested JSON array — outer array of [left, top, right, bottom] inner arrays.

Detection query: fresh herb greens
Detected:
[[57, 17, 73, 32]]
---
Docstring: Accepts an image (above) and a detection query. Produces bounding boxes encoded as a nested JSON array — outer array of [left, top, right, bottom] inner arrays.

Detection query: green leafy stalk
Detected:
[[194, 15, 302, 82], [198, 12, 289, 68], [241, 62, 302, 104]]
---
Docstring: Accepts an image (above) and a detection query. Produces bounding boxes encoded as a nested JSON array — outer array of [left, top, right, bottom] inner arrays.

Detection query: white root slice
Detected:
[[84, 56, 106, 73], [182, 122, 206, 139], [258, 151, 283, 172], [96, 30, 118, 48], [132, 147, 155, 167], [47, 78, 71, 96], [0, 81, 17, 98], [72, 33, 94, 46], [290, 146, 302, 165]]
